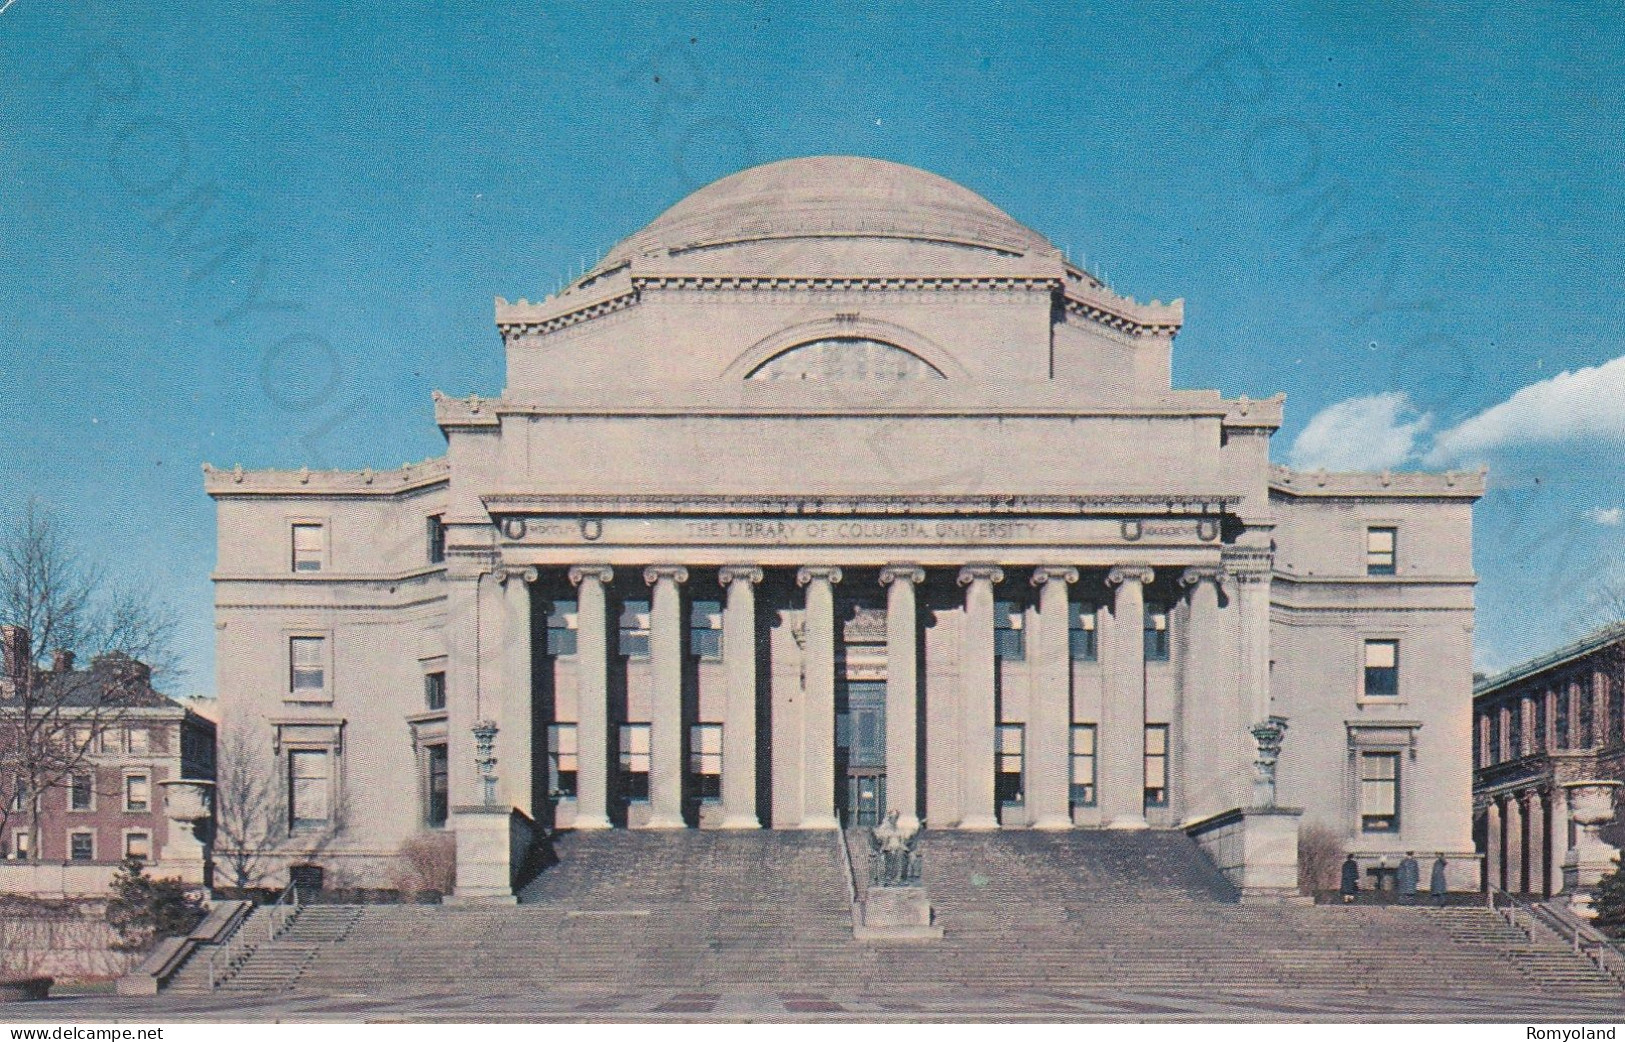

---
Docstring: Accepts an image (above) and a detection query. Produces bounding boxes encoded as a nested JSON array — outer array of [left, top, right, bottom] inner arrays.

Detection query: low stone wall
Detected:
[[0, 899, 137, 982], [0, 862, 121, 898], [1185, 806, 1305, 903]]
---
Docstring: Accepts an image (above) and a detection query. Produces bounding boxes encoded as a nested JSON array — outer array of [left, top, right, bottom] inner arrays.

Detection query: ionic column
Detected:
[[498, 566, 538, 817], [1485, 799, 1503, 891], [1178, 565, 1227, 822], [1028, 567, 1079, 830], [718, 566, 764, 829], [569, 565, 613, 830], [880, 564, 926, 829], [1505, 794, 1525, 894], [1549, 788, 1571, 895], [644, 565, 689, 829], [797, 566, 842, 830], [1104, 565, 1153, 829], [958, 564, 1004, 830]]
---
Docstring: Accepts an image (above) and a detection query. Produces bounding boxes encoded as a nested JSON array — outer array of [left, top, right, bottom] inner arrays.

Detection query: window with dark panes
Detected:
[[1579, 679, 1595, 748], [1364, 640, 1399, 697], [1144, 725, 1169, 808], [619, 723, 651, 800], [424, 670, 446, 711], [290, 636, 325, 694], [1535, 691, 1549, 752], [1556, 687, 1571, 749], [547, 724, 578, 798], [1487, 711, 1502, 765], [426, 515, 446, 564], [690, 723, 722, 800], [1070, 725, 1097, 806], [1144, 607, 1170, 662], [1508, 700, 1524, 758], [70, 832, 94, 861], [70, 772, 93, 811], [124, 774, 150, 813], [1069, 602, 1098, 661], [425, 743, 448, 827], [1366, 527, 1397, 575], [689, 600, 723, 660], [546, 600, 579, 657], [996, 724, 1025, 806], [994, 601, 1025, 661], [619, 600, 651, 658]]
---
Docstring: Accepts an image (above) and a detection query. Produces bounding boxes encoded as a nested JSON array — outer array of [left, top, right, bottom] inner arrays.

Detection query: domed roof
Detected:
[[602, 156, 1055, 265]]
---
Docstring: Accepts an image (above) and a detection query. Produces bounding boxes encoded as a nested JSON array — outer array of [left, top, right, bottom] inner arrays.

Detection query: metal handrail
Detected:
[[266, 880, 301, 941], [1528, 901, 1625, 988], [203, 909, 254, 991], [1487, 886, 1531, 938]]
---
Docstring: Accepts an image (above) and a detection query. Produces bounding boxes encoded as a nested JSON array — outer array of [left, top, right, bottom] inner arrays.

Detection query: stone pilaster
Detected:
[[1178, 565, 1228, 822], [958, 564, 1004, 830], [718, 565, 764, 829], [797, 566, 842, 829], [569, 565, 613, 830], [1104, 564, 1153, 829], [1028, 566, 1079, 830], [1229, 553, 1273, 810], [644, 565, 689, 829], [498, 565, 538, 818], [880, 564, 926, 829]]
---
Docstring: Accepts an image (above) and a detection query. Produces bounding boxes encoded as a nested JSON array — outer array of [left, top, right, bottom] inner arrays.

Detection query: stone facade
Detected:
[[1473, 622, 1625, 897], [204, 157, 1484, 898]]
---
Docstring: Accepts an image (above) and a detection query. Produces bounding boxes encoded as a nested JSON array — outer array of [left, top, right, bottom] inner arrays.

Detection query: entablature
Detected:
[[203, 458, 450, 498], [1270, 464, 1486, 501]]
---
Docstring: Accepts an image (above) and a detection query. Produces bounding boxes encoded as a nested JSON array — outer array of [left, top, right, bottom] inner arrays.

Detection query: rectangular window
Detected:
[[619, 723, 651, 800], [1360, 752, 1400, 833], [546, 600, 579, 657], [1366, 527, 1397, 576], [1487, 711, 1502, 766], [290, 636, 326, 695], [1364, 640, 1399, 697], [124, 832, 151, 861], [1556, 686, 1571, 750], [689, 723, 722, 800], [1144, 725, 1169, 808], [10, 831, 29, 861], [288, 749, 332, 830], [1611, 676, 1624, 746], [619, 600, 651, 658], [1535, 691, 1549, 752], [126, 727, 149, 755], [996, 723, 1025, 805], [1070, 724, 1098, 807], [994, 601, 1025, 661], [426, 515, 446, 565], [425, 743, 448, 828], [1579, 679, 1595, 748], [1144, 607, 1170, 662], [124, 774, 150, 813], [547, 724, 579, 799], [1069, 603, 1098, 662], [1508, 700, 1524, 758], [424, 670, 447, 712], [291, 522, 325, 573], [70, 772, 93, 812], [69, 832, 94, 862], [689, 600, 723, 660]]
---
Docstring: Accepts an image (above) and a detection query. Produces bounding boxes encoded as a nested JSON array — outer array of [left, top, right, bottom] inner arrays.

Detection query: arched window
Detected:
[[745, 337, 945, 381]]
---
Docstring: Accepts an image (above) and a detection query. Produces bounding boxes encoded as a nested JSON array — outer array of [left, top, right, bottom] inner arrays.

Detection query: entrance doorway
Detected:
[[837, 681, 886, 826]]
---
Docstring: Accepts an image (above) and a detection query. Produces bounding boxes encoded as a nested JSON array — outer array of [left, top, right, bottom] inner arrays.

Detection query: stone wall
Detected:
[[0, 898, 136, 982]]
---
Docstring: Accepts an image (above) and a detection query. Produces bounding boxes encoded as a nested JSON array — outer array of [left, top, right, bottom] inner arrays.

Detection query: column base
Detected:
[[718, 815, 762, 829], [643, 815, 688, 830], [572, 813, 612, 830], [959, 815, 1000, 831], [1106, 814, 1150, 830], [797, 815, 841, 830], [1030, 815, 1074, 831]]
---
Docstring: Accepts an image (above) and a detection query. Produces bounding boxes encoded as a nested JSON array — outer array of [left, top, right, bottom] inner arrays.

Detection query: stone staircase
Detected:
[[175, 829, 1625, 1003], [166, 905, 364, 994]]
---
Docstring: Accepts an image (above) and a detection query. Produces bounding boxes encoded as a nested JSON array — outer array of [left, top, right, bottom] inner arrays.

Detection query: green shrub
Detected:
[[105, 859, 206, 952], [1592, 865, 1625, 940]]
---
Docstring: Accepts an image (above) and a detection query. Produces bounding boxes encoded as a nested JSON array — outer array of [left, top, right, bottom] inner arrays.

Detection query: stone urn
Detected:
[[158, 779, 215, 884], [1561, 780, 1622, 919]]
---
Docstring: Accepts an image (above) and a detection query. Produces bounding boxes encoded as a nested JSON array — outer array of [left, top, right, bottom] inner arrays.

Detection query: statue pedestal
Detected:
[[855, 886, 943, 940], [1560, 781, 1623, 920], [446, 805, 523, 905]]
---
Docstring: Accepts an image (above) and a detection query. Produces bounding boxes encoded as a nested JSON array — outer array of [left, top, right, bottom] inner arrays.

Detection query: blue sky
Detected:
[[2, 1, 1622, 693]]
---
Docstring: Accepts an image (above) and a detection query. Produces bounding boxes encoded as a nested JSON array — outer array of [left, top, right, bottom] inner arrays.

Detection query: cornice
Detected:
[[1270, 464, 1486, 500], [1060, 287, 1183, 338], [1271, 572, 1479, 587], [203, 457, 450, 497], [480, 493, 1240, 516]]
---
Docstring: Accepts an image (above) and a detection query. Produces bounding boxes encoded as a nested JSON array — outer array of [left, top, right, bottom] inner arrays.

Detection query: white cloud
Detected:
[[1587, 507, 1624, 527], [1286, 392, 1431, 471], [1425, 355, 1625, 466]]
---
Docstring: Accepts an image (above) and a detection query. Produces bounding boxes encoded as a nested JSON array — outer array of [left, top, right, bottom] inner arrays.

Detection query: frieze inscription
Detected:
[[496, 515, 1219, 548]]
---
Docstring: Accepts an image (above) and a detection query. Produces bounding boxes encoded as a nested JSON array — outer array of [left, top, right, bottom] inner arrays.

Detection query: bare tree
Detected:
[[211, 727, 286, 889], [0, 498, 181, 860]]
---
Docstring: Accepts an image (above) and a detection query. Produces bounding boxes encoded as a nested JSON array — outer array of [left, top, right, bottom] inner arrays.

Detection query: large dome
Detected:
[[601, 156, 1055, 265]]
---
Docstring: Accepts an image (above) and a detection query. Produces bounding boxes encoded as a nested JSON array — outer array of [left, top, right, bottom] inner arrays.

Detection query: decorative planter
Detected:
[[159, 778, 215, 824], [1561, 780, 1622, 919]]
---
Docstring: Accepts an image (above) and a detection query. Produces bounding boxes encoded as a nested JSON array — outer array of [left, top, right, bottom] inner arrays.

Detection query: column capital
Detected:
[[1029, 565, 1079, 588], [643, 565, 689, 586], [1106, 564, 1154, 587], [496, 565, 539, 586], [1178, 564, 1226, 589], [719, 565, 765, 586], [568, 564, 614, 587], [957, 564, 1004, 586], [797, 565, 843, 586], [880, 564, 926, 586]]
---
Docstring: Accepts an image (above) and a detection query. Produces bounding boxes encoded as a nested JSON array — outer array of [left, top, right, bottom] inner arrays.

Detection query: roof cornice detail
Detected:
[[203, 457, 450, 497], [479, 493, 1239, 516], [1269, 464, 1486, 500], [1061, 287, 1184, 337], [1474, 621, 1625, 698]]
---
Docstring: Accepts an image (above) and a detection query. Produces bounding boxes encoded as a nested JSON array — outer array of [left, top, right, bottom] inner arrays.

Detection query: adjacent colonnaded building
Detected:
[[205, 157, 1486, 901]]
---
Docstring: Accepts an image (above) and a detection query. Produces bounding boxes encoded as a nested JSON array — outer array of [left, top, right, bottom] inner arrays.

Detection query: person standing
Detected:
[[1430, 853, 1450, 906], [1397, 851, 1420, 903], [1340, 853, 1360, 904]]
